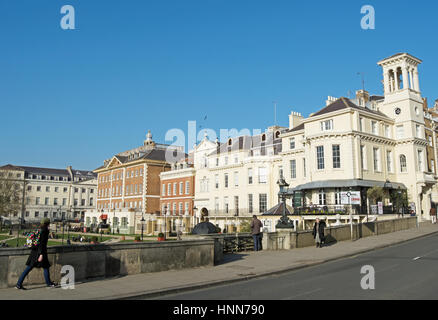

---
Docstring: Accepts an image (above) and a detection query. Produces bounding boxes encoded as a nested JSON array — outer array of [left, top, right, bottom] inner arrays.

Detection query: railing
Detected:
[[209, 209, 260, 217], [294, 205, 349, 215], [222, 233, 254, 253]]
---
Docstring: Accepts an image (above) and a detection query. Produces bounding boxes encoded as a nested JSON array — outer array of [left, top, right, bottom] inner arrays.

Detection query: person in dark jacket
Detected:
[[16, 218, 57, 290], [312, 218, 326, 248], [250, 215, 263, 251]]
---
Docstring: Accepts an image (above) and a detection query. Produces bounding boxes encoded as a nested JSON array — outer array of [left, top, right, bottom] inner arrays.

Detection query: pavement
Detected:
[[1, 222, 438, 300]]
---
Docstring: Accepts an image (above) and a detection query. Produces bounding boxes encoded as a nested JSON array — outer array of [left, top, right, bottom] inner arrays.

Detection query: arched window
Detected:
[[228, 138, 232, 146], [275, 131, 281, 139], [262, 134, 266, 142], [400, 155, 407, 173]]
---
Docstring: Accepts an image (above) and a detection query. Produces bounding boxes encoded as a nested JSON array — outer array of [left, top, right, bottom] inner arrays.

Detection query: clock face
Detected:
[[395, 108, 401, 115]]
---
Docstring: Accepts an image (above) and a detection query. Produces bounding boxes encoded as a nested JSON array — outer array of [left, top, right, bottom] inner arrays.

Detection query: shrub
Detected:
[[91, 236, 98, 243], [158, 232, 164, 238], [134, 236, 141, 241], [239, 221, 251, 233], [367, 186, 385, 205]]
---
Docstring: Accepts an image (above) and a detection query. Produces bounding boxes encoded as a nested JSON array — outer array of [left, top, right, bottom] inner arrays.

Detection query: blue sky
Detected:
[[1, 0, 437, 170]]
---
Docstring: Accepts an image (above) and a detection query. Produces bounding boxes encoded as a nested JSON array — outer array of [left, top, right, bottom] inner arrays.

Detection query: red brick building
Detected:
[[85, 131, 184, 234]]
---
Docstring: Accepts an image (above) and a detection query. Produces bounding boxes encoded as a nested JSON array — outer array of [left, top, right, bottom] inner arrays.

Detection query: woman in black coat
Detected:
[[16, 218, 57, 290], [312, 218, 326, 248]]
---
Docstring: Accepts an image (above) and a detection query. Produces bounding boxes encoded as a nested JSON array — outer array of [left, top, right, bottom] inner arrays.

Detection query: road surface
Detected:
[[152, 233, 438, 300]]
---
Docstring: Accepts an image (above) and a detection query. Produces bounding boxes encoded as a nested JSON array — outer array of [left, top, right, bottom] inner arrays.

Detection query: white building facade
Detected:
[[279, 53, 436, 221], [0, 164, 97, 223], [193, 128, 285, 232]]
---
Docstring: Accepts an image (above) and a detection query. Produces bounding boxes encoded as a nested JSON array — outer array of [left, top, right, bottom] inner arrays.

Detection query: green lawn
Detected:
[[0, 235, 14, 241], [119, 239, 158, 243], [3, 237, 60, 248], [52, 233, 117, 242]]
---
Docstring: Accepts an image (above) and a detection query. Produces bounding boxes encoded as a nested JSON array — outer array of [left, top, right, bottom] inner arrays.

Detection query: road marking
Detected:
[[411, 248, 438, 261], [281, 288, 323, 300]]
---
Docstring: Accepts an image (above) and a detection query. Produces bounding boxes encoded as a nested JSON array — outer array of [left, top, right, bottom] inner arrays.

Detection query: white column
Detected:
[[402, 66, 409, 90], [408, 69, 413, 89], [414, 67, 420, 92], [383, 71, 390, 94], [394, 69, 399, 91]]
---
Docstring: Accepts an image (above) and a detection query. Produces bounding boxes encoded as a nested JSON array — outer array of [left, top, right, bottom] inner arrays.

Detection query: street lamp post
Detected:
[[347, 188, 353, 241], [67, 206, 71, 244], [141, 215, 145, 241], [112, 208, 115, 235], [384, 179, 393, 215], [61, 210, 65, 246], [163, 205, 167, 240], [276, 178, 294, 229], [397, 187, 404, 218]]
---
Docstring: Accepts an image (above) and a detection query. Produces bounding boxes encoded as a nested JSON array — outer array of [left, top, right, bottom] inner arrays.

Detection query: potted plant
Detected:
[[134, 236, 141, 243], [90, 236, 99, 244], [157, 232, 165, 241]]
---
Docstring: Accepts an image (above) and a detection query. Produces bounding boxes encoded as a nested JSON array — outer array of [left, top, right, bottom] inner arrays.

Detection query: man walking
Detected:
[[250, 215, 263, 251], [430, 206, 437, 224]]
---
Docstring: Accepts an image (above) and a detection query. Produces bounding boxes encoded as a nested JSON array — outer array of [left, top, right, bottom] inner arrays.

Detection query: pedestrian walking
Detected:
[[16, 218, 57, 290], [430, 206, 437, 224], [250, 215, 263, 251], [312, 218, 326, 248]]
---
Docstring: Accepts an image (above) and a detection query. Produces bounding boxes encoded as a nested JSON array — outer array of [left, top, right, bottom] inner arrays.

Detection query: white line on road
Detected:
[[281, 288, 323, 300], [412, 248, 438, 261]]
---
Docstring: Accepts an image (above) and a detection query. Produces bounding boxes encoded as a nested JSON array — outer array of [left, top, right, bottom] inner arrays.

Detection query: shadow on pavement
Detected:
[[216, 253, 249, 265]]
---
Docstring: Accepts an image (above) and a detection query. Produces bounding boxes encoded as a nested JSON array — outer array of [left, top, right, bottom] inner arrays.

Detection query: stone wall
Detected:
[[0, 239, 214, 289], [263, 217, 418, 250]]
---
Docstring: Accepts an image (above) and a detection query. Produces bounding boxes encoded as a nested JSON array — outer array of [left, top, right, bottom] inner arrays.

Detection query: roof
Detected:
[[311, 97, 390, 119], [287, 179, 407, 193], [0, 164, 97, 178], [378, 53, 422, 64], [0, 164, 25, 172], [284, 123, 304, 134], [97, 148, 187, 171], [262, 202, 293, 216], [207, 132, 284, 156], [370, 95, 384, 102]]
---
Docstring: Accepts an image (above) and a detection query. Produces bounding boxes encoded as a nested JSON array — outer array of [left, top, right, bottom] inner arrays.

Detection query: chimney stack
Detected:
[[289, 111, 304, 130], [356, 90, 370, 107], [326, 96, 338, 106]]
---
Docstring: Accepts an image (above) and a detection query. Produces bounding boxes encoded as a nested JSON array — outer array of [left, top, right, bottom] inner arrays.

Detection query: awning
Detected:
[[286, 179, 407, 194], [100, 214, 108, 220]]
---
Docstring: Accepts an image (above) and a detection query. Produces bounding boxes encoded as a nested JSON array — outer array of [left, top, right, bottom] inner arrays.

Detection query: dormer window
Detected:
[[321, 120, 333, 132]]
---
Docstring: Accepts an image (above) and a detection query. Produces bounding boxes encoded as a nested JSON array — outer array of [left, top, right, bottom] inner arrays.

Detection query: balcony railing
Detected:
[[209, 209, 260, 217]]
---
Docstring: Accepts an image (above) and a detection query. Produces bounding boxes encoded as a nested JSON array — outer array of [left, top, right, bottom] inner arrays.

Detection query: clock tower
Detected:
[[377, 53, 424, 129], [377, 53, 432, 221]]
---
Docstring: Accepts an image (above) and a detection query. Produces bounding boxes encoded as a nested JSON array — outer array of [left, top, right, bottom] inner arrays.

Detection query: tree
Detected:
[[0, 170, 23, 227], [367, 187, 385, 205], [239, 220, 251, 233], [391, 189, 410, 216]]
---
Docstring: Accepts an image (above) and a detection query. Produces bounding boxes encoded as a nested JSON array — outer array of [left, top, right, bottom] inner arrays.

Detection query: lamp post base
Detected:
[[276, 217, 295, 229]]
